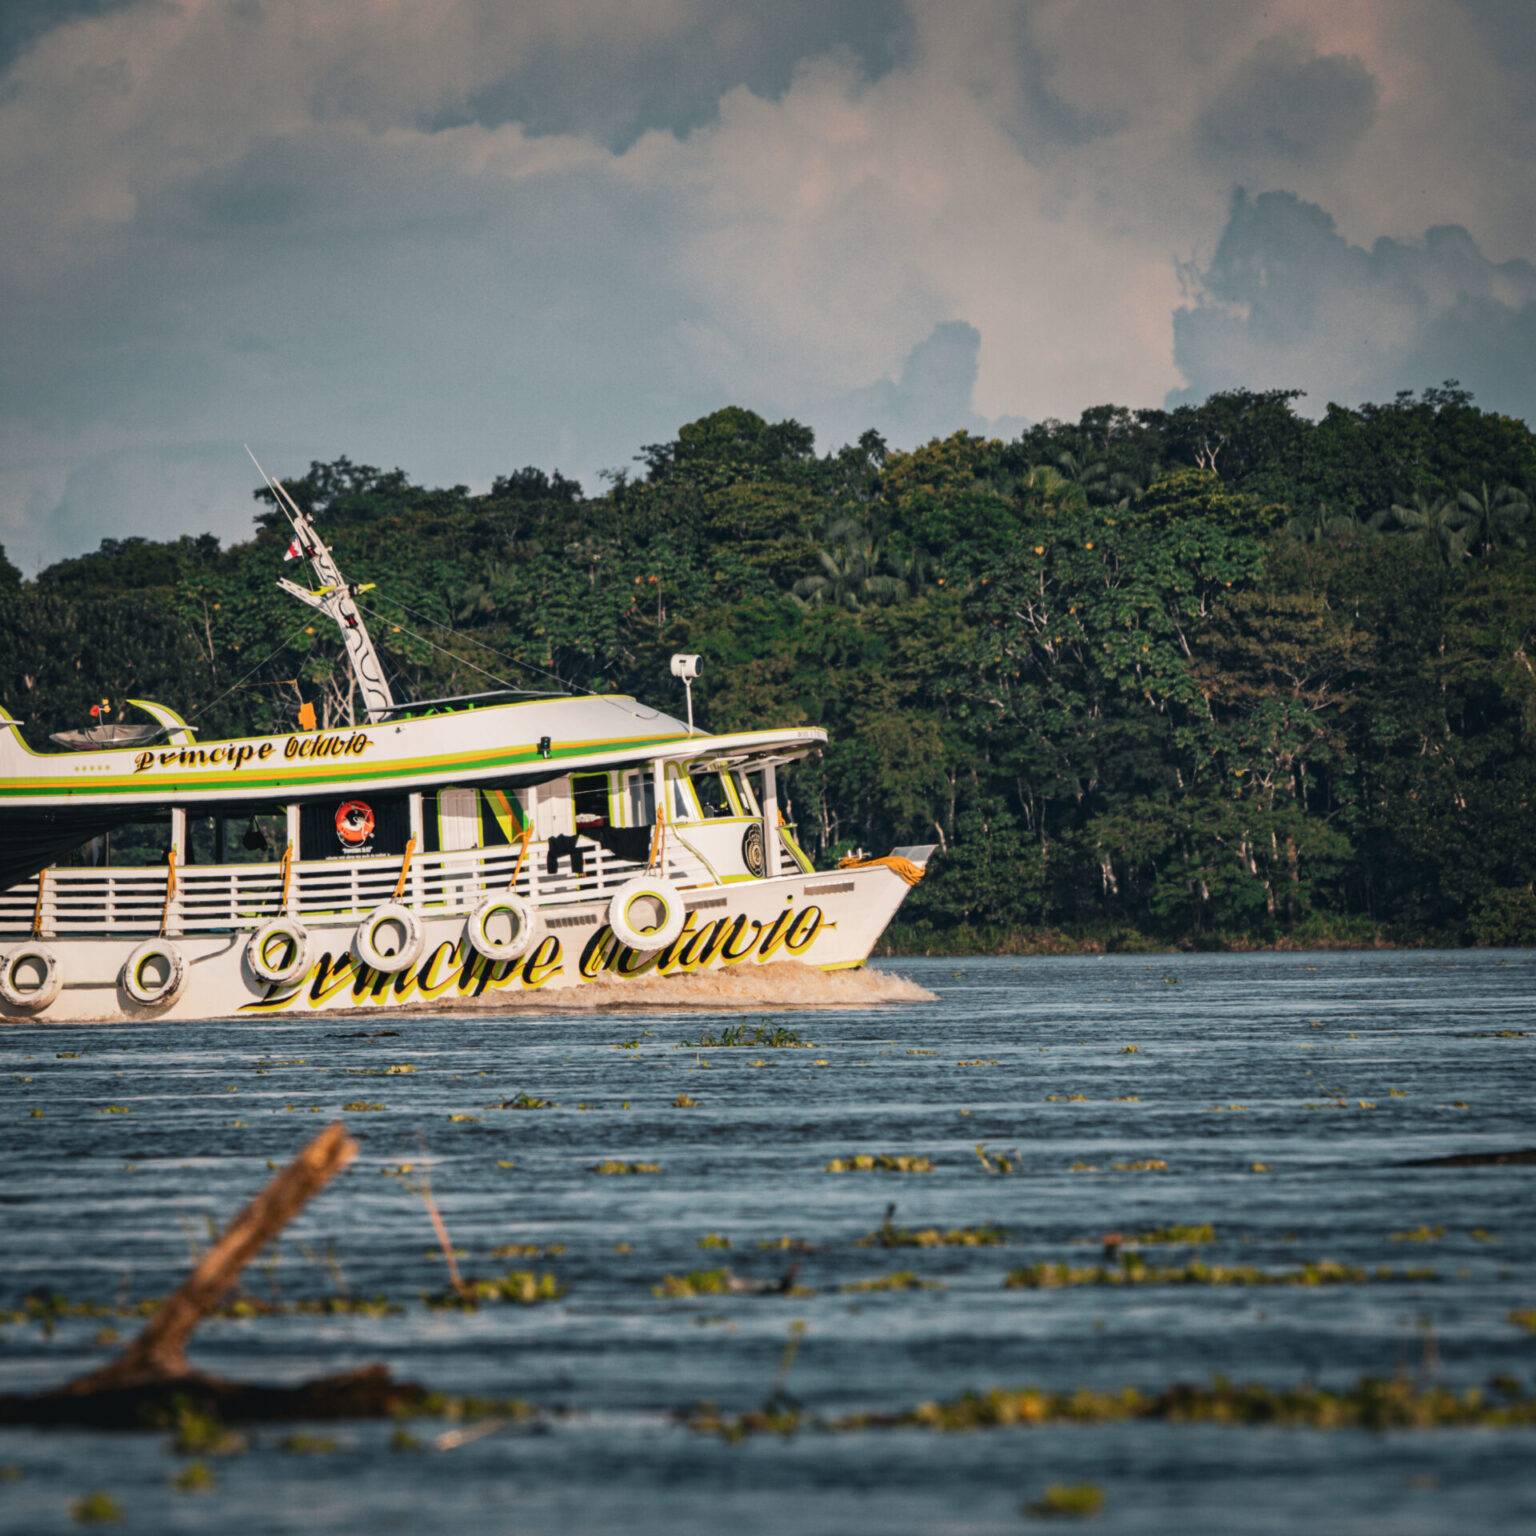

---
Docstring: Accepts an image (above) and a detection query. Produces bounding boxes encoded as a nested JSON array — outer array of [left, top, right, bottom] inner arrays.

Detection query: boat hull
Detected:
[[0, 864, 915, 1025]]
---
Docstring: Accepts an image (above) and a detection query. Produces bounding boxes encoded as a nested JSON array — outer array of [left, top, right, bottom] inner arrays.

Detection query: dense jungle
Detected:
[[4, 384, 1535, 952]]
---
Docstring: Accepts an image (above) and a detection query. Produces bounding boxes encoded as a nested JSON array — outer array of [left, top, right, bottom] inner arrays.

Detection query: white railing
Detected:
[[0, 836, 714, 938]]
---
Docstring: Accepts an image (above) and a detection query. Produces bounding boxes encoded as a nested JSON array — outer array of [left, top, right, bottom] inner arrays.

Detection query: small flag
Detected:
[[297, 701, 317, 731], [283, 538, 301, 561]]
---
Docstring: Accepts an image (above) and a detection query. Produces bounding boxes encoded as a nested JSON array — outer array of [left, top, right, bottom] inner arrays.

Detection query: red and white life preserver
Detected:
[[335, 799, 375, 847]]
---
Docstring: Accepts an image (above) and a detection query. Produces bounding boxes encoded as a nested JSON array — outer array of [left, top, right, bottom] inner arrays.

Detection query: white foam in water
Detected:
[[457, 962, 937, 1012]]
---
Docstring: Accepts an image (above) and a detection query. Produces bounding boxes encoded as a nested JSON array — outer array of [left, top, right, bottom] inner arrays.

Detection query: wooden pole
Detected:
[[64, 1122, 357, 1392]]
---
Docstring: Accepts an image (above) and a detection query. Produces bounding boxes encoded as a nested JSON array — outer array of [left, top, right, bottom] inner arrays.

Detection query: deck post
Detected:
[[166, 808, 186, 936], [284, 804, 301, 913], [407, 792, 426, 906], [762, 764, 781, 878], [652, 760, 668, 877]]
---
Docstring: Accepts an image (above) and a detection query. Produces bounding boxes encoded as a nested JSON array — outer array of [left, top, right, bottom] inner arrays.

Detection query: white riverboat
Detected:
[[0, 471, 933, 1024]]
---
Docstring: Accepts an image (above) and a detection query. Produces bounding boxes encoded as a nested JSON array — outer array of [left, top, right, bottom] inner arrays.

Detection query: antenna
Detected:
[[245, 446, 397, 725], [670, 653, 700, 735]]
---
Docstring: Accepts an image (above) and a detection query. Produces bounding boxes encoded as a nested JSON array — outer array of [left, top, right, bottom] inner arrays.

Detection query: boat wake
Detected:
[[455, 962, 936, 1012]]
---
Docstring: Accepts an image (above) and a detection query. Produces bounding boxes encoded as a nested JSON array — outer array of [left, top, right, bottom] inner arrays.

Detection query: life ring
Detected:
[[0, 944, 62, 1012], [607, 877, 686, 951], [465, 894, 543, 963], [122, 939, 187, 1008], [335, 799, 375, 847], [246, 918, 312, 986], [353, 901, 424, 974]]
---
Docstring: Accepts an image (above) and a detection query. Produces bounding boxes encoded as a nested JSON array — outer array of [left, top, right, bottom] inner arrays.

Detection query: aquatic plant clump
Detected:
[[858, 1222, 1007, 1249], [684, 1375, 1536, 1439], [825, 1154, 934, 1174], [1003, 1256, 1435, 1289], [425, 1271, 565, 1309], [683, 1024, 814, 1049]]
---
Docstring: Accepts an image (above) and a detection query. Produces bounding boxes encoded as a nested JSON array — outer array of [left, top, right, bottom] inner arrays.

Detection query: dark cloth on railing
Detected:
[[587, 824, 653, 866], [546, 834, 585, 876]]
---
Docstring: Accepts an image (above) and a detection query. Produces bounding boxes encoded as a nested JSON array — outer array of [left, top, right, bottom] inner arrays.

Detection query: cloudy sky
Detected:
[[2, 0, 1533, 571]]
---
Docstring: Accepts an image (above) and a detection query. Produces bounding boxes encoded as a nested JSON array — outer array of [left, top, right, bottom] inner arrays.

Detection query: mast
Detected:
[[248, 450, 397, 724]]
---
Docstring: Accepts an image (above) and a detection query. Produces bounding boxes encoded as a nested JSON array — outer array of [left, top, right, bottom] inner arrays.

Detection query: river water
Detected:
[[1, 951, 1534, 1534]]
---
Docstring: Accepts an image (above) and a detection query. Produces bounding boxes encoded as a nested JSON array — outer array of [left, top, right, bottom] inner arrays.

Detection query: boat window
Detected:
[[666, 764, 701, 822], [53, 818, 172, 868], [730, 771, 760, 817], [688, 769, 734, 819], [571, 772, 610, 833], [622, 770, 655, 829], [187, 807, 287, 865]]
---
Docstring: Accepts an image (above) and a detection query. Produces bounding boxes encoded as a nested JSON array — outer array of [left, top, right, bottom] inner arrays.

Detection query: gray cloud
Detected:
[[2, 1, 1535, 572], [813, 321, 1025, 452], [1198, 37, 1378, 168], [1172, 189, 1536, 415], [431, 0, 910, 150]]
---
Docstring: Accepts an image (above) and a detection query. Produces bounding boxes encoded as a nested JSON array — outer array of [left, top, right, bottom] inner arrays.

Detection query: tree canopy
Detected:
[[6, 386, 1536, 949]]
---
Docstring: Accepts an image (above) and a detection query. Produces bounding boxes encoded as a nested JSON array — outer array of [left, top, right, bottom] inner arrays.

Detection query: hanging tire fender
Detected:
[[121, 939, 187, 1008], [606, 877, 686, 951], [246, 918, 312, 987], [0, 944, 63, 1012], [353, 901, 425, 974], [465, 894, 543, 963]]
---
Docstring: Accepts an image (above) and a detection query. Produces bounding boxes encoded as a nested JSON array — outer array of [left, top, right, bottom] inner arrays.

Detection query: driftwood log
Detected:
[[0, 1122, 426, 1428]]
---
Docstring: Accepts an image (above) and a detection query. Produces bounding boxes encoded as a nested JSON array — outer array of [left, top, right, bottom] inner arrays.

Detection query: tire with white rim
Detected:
[[466, 894, 543, 963], [353, 901, 424, 974], [0, 944, 63, 1012], [121, 939, 187, 1008], [245, 918, 312, 986], [606, 876, 686, 951]]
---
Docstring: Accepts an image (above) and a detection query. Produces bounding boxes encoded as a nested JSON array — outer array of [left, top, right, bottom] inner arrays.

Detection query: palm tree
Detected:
[[793, 519, 910, 611], [1454, 482, 1531, 558], [1284, 503, 1363, 544], [1370, 492, 1466, 565]]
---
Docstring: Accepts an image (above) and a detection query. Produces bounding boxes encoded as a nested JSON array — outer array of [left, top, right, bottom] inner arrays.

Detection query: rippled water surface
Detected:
[[2, 951, 1535, 1534]]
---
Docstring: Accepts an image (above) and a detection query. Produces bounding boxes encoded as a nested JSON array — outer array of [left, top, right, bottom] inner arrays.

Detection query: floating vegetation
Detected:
[[426, 1271, 565, 1309], [673, 1093, 699, 1108], [1003, 1255, 1434, 1289], [859, 1215, 1006, 1249], [1510, 1309, 1536, 1334], [383, 1064, 416, 1075], [171, 1402, 248, 1458], [756, 1236, 814, 1252], [1111, 1158, 1167, 1173], [683, 1024, 812, 1049], [955, 1058, 999, 1067], [684, 1375, 1536, 1439], [698, 1233, 731, 1250], [653, 1269, 734, 1298], [99, 1105, 131, 1116], [70, 1491, 122, 1524], [501, 1092, 554, 1110], [447, 1113, 477, 1124], [490, 1242, 566, 1260], [1391, 1225, 1445, 1243], [341, 1101, 385, 1113], [592, 1160, 661, 1175], [1120, 1044, 1140, 1055], [277, 1432, 338, 1455], [1024, 1483, 1104, 1520], [170, 1460, 216, 1494], [825, 1154, 934, 1174], [973, 1145, 1018, 1174], [1135, 1224, 1215, 1245], [1044, 1093, 1091, 1103], [840, 1270, 942, 1293]]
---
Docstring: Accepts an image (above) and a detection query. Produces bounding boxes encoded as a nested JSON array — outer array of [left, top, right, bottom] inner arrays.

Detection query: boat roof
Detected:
[[0, 695, 824, 811]]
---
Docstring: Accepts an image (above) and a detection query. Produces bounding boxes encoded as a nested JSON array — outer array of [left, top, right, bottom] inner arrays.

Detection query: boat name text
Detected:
[[132, 731, 372, 774]]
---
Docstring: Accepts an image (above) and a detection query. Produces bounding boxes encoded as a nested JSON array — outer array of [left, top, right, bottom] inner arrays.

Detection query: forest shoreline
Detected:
[[876, 922, 1429, 958]]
